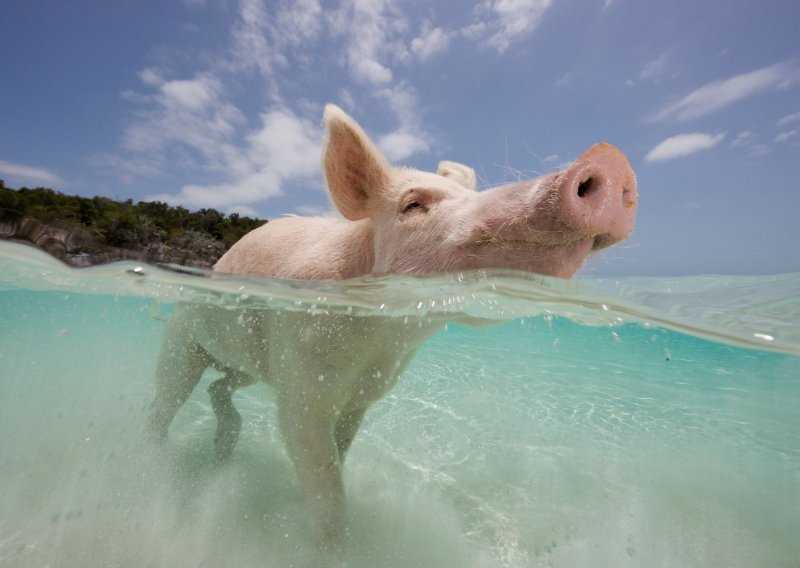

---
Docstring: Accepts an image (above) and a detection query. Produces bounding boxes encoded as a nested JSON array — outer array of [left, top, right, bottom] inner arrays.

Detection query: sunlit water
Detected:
[[1, 240, 798, 567]]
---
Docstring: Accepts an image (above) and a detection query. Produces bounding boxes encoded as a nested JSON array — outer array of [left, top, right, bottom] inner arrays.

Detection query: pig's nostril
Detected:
[[577, 177, 596, 198]]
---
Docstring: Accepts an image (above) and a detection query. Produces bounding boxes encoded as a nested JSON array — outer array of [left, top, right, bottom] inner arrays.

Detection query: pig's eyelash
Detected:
[[402, 200, 423, 213], [400, 189, 433, 214]]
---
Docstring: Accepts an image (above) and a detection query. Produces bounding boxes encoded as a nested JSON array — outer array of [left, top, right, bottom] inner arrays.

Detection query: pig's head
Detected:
[[323, 105, 637, 279]]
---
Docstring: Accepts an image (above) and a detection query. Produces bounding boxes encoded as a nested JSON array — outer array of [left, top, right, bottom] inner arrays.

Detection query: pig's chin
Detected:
[[463, 237, 596, 279]]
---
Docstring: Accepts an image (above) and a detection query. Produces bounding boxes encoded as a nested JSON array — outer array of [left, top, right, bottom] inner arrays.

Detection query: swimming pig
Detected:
[[148, 104, 637, 549]]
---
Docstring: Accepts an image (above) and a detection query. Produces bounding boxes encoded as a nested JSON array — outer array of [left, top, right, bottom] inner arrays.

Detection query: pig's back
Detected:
[[214, 215, 375, 280]]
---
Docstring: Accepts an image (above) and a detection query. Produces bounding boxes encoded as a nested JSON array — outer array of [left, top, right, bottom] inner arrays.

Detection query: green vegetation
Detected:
[[0, 180, 266, 267]]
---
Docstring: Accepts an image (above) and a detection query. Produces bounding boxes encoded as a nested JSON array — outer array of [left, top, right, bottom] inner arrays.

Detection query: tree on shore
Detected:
[[0, 185, 266, 266]]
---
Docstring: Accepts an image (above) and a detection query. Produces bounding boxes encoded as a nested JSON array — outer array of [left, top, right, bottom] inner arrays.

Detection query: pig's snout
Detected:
[[556, 143, 637, 249]]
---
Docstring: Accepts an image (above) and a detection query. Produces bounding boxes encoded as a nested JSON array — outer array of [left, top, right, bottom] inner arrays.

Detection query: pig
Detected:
[[147, 104, 637, 550]]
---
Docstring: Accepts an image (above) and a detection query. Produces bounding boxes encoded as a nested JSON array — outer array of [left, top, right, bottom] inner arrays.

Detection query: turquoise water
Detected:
[[1, 240, 798, 567]]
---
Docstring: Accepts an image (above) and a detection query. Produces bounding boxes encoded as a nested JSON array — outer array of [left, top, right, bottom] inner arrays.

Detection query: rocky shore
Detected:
[[1, 217, 223, 269], [0, 185, 266, 269]]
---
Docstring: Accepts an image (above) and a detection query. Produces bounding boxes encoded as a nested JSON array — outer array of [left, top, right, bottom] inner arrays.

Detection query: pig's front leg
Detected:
[[278, 399, 347, 551]]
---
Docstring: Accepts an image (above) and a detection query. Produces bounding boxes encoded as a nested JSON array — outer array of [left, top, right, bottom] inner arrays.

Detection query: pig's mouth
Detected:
[[463, 233, 599, 278], [470, 231, 610, 252]]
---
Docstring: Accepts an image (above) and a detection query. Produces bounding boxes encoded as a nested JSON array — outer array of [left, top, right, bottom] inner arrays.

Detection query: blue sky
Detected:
[[1, 0, 798, 276]]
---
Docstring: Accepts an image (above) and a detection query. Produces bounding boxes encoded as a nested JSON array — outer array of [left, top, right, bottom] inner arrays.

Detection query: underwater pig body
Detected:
[[148, 104, 638, 550]]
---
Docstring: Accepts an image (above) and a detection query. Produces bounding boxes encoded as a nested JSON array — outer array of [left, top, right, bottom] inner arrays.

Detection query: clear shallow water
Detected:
[[0, 240, 798, 567]]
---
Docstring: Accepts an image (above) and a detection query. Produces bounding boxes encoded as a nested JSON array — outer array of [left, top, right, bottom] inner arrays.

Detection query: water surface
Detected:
[[1, 241, 798, 567]]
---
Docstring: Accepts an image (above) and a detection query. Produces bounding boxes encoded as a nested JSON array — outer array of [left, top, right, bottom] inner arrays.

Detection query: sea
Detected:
[[1, 239, 798, 568]]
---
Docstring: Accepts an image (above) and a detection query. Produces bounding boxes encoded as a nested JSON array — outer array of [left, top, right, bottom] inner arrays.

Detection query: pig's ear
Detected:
[[437, 160, 477, 191], [323, 104, 391, 221]]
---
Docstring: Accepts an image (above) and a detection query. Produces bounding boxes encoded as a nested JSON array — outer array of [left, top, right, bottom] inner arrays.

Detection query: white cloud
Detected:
[[378, 130, 430, 162], [330, 0, 408, 86], [645, 132, 726, 162], [777, 112, 800, 127], [465, 0, 553, 54], [728, 131, 772, 156], [119, 89, 151, 104], [139, 67, 163, 87], [411, 21, 450, 62], [230, 0, 279, 78], [374, 84, 434, 161], [730, 130, 755, 147], [461, 21, 487, 41], [160, 76, 217, 111], [639, 53, 669, 83], [652, 60, 800, 121], [218, 0, 324, 98], [323, 2, 437, 159], [148, 170, 283, 210], [748, 144, 771, 157], [355, 59, 393, 85], [337, 89, 356, 112], [147, 107, 321, 211], [111, 0, 449, 212], [225, 0, 322, 80], [555, 73, 571, 87], [378, 85, 418, 128], [121, 79, 244, 165], [275, 0, 322, 45], [117, 5, 328, 211], [0, 160, 64, 187], [246, 109, 321, 179], [775, 129, 797, 143]]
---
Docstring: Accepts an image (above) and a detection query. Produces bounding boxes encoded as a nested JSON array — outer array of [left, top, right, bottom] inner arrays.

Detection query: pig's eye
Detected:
[[402, 200, 423, 213]]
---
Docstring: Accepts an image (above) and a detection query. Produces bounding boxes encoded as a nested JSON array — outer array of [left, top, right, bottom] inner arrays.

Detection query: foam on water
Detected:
[[1, 241, 798, 567]]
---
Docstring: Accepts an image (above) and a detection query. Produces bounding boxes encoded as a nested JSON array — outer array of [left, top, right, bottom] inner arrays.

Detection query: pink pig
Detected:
[[148, 104, 637, 549]]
